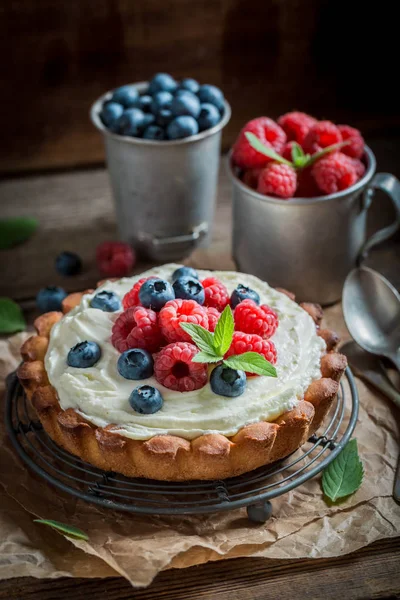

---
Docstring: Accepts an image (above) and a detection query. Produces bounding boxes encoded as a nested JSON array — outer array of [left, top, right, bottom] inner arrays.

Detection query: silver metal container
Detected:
[[91, 83, 231, 261], [228, 146, 400, 304]]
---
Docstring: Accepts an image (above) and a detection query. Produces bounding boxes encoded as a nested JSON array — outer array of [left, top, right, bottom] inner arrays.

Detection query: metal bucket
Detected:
[[228, 146, 400, 305], [91, 83, 231, 261]]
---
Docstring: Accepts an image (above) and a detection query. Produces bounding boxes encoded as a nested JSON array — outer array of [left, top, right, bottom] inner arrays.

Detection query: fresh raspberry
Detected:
[[206, 307, 220, 332], [303, 121, 342, 154], [278, 112, 317, 145], [234, 299, 278, 340], [226, 331, 277, 374], [257, 162, 297, 199], [282, 141, 296, 162], [154, 342, 208, 392], [346, 156, 366, 179], [232, 117, 287, 170], [111, 306, 162, 353], [96, 241, 135, 277], [295, 166, 321, 197], [312, 152, 358, 195], [159, 299, 208, 343], [122, 276, 157, 310], [242, 168, 262, 190], [338, 125, 365, 159], [201, 277, 230, 311]]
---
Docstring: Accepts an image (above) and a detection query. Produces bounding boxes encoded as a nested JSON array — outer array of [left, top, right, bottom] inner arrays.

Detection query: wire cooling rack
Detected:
[[5, 369, 358, 523]]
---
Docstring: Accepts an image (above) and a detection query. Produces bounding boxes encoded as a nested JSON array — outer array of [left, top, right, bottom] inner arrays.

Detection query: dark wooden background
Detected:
[[2, 0, 400, 175]]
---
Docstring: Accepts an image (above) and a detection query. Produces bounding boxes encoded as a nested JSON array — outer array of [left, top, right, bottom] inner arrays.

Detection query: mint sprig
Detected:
[[245, 132, 292, 166], [322, 439, 364, 503], [34, 519, 89, 541], [0, 217, 38, 250]]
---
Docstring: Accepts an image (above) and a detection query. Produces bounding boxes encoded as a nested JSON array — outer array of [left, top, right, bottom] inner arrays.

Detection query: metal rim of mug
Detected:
[[90, 81, 231, 146], [227, 145, 377, 205]]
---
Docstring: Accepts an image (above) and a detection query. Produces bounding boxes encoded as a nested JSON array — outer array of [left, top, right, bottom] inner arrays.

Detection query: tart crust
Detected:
[[18, 287, 347, 481]]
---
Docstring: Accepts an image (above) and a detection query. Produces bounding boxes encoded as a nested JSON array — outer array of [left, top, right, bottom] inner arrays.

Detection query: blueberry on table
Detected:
[[67, 341, 101, 368], [230, 284, 260, 308], [171, 266, 199, 282], [171, 91, 200, 119], [90, 290, 121, 312], [156, 108, 173, 127], [139, 278, 175, 311], [198, 84, 225, 113], [210, 365, 246, 397], [129, 385, 163, 414], [100, 102, 124, 130], [143, 125, 165, 140], [36, 286, 67, 313], [178, 78, 200, 94], [148, 73, 177, 95], [198, 103, 221, 131], [116, 108, 145, 137], [118, 348, 154, 380], [111, 85, 139, 108], [173, 276, 205, 304], [150, 91, 173, 114], [167, 116, 199, 140], [55, 251, 82, 276]]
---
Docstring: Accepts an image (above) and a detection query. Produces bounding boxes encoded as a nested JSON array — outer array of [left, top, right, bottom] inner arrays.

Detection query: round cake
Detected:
[[18, 264, 347, 480]]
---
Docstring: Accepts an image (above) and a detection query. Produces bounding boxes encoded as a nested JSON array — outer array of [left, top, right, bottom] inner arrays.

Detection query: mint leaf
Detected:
[[245, 132, 293, 166], [223, 352, 277, 377], [0, 217, 38, 250], [214, 305, 234, 355], [322, 439, 364, 502], [291, 142, 304, 164], [179, 322, 216, 354], [192, 351, 223, 364], [0, 297, 26, 334], [34, 519, 89, 541], [304, 140, 351, 168]]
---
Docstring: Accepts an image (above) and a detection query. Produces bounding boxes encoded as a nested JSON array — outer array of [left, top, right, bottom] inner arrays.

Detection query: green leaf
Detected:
[[304, 140, 351, 168], [192, 351, 223, 363], [34, 519, 89, 541], [322, 439, 364, 502], [179, 322, 216, 355], [0, 217, 38, 250], [291, 142, 305, 164], [0, 297, 26, 333], [214, 305, 235, 355], [245, 132, 293, 166], [223, 352, 277, 377]]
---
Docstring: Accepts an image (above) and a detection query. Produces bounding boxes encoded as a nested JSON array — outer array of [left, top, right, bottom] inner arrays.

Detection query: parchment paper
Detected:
[[1, 305, 399, 588]]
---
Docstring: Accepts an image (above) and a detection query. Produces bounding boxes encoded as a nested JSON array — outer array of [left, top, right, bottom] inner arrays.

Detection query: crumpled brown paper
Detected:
[[1, 309, 399, 588]]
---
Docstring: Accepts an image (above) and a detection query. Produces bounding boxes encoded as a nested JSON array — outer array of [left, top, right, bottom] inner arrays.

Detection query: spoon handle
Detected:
[[389, 349, 400, 374]]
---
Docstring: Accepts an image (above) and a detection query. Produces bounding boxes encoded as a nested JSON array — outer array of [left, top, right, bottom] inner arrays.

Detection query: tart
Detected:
[[18, 264, 347, 481]]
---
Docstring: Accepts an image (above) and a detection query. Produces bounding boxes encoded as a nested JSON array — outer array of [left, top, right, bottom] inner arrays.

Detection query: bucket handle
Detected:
[[358, 173, 400, 265], [138, 222, 208, 250]]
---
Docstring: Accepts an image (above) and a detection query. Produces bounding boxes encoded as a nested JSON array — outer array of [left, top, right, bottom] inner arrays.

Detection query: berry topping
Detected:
[[257, 162, 297, 199], [36, 286, 67, 313], [96, 241, 135, 277], [303, 121, 342, 154], [55, 251, 82, 276], [67, 341, 101, 368], [201, 277, 229, 311], [129, 385, 163, 414], [210, 365, 246, 397], [230, 284, 260, 309], [172, 276, 205, 304], [100, 102, 124, 131], [312, 152, 358, 195], [206, 307, 220, 332], [159, 299, 209, 343], [337, 125, 365, 159], [234, 299, 278, 339], [111, 85, 139, 108], [171, 91, 201, 119], [178, 78, 200, 94], [197, 84, 225, 113], [198, 103, 221, 131], [172, 266, 199, 282], [111, 306, 162, 353], [117, 348, 154, 380], [148, 73, 177, 95], [139, 278, 175, 311], [90, 290, 121, 312], [154, 342, 208, 391], [232, 117, 286, 170], [226, 331, 277, 373], [116, 108, 146, 136], [167, 116, 199, 139], [122, 276, 158, 310], [241, 168, 262, 190], [277, 112, 317, 145]]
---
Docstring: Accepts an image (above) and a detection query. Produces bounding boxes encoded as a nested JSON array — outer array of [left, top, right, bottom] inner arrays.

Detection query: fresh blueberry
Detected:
[[198, 84, 225, 113], [139, 278, 175, 311], [230, 284, 261, 309], [178, 78, 200, 94], [156, 108, 173, 127], [210, 365, 246, 397], [36, 286, 67, 313], [90, 290, 121, 312], [167, 116, 199, 140], [142, 113, 156, 128], [111, 85, 139, 108], [55, 251, 82, 276], [171, 91, 200, 119], [138, 94, 152, 112], [148, 73, 177, 95], [173, 276, 205, 304], [118, 348, 154, 380], [197, 103, 221, 131], [116, 108, 145, 136], [143, 125, 165, 140], [67, 341, 101, 368], [100, 102, 124, 130], [171, 266, 199, 282], [129, 385, 163, 414], [151, 91, 173, 114]]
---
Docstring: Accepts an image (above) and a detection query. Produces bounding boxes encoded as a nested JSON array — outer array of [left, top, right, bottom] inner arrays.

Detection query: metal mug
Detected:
[[228, 146, 400, 305], [91, 83, 231, 261]]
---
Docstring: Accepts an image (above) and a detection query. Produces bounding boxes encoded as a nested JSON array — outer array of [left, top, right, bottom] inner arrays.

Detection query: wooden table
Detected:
[[1, 164, 399, 599]]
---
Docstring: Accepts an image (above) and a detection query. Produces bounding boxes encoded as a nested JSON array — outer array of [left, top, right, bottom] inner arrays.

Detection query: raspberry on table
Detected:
[[338, 125, 365, 159], [111, 306, 163, 353], [154, 342, 208, 392], [242, 168, 262, 190], [232, 117, 287, 170], [96, 241, 135, 277], [122, 276, 157, 310], [201, 277, 230, 311], [234, 299, 278, 339], [303, 121, 342, 154], [159, 299, 209, 343], [257, 162, 297, 199], [312, 152, 358, 195], [277, 112, 317, 145], [206, 307, 220, 332], [225, 331, 277, 374]]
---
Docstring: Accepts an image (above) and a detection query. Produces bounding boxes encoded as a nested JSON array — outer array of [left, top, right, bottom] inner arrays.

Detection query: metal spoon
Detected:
[[343, 267, 400, 372]]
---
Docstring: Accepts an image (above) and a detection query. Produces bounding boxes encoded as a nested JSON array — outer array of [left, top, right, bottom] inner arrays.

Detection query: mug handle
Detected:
[[357, 173, 400, 265]]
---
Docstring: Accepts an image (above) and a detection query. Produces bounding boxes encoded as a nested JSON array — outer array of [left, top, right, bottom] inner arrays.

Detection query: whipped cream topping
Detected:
[[45, 264, 325, 440]]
